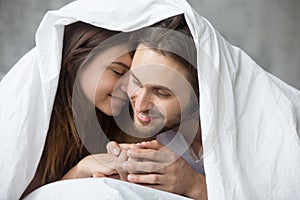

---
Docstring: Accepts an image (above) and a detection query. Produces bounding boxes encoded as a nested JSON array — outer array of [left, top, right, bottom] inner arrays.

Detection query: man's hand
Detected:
[[122, 140, 207, 200]]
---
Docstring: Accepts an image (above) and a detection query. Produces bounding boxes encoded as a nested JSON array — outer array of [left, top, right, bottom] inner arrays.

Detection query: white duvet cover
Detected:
[[25, 178, 191, 200]]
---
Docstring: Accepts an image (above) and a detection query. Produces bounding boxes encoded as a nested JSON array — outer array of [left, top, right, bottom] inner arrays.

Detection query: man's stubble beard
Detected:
[[132, 111, 182, 139]]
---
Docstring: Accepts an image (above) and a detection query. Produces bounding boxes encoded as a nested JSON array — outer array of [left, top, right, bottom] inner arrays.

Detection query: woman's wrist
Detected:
[[61, 156, 91, 180]]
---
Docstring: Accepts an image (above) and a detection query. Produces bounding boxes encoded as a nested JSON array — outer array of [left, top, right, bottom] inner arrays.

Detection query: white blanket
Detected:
[[0, 0, 299, 199], [24, 178, 191, 200]]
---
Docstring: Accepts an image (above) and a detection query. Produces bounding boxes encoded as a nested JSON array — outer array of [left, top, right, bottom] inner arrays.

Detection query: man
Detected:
[[107, 15, 208, 200]]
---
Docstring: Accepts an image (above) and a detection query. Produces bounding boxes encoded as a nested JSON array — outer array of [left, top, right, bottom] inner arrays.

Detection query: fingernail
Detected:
[[142, 141, 150, 145], [113, 148, 120, 155], [128, 174, 134, 181], [122, 162, 129, 170], [127, 149, 134, 155]]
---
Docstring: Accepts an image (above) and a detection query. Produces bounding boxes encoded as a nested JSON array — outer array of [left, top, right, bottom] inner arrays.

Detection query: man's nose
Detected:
[[133, 88, 153, 112]]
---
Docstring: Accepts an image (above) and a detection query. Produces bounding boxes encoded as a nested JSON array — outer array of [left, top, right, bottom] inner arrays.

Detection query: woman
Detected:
[[19, 22, 132, 197], [0, 9, 143, 199]]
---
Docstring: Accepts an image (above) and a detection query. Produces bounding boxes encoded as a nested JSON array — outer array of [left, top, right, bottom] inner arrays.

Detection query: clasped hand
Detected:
[[102, 140, 207, 199]]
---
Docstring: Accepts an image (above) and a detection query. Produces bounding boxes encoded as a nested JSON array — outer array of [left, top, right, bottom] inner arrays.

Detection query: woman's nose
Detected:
[[120, 84, 127, 93], [119, 74, 130, 93]]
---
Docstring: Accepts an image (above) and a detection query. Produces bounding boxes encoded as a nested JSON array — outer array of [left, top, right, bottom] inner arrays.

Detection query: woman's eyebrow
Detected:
[[111, 62, 130, 69]]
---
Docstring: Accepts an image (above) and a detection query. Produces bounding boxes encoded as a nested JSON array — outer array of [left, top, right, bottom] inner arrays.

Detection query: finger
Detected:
[[92, 172, 106, 178], [122, 160, 165, 173], [115, 150, 128, 171], [115, 150, 129, 181], [127, 148, 176, 163], [127, 174, 165, 184], [127, 157, 144, 174], [140, 140, 164, 150], [106, 141, 121, 156], [119, 143, 140, 150]]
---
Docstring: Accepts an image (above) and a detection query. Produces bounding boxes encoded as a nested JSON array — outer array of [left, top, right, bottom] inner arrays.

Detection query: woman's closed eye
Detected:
[[111, 69, 125, 76], [109, 65, 128, 76]]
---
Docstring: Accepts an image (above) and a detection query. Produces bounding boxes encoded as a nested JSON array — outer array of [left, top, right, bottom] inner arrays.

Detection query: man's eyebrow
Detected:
[[154, 85, 172, 93], [111, 62, 130, 69], [130, 72, 172, 92], [130, 71, 142, 84]]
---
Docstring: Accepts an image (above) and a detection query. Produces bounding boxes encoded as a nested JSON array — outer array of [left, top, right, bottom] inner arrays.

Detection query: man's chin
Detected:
[[132, 123, 163, 139]]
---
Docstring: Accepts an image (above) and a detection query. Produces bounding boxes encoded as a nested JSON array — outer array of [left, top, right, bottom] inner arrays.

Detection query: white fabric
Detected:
[[24, 178, 191, 200], [0, 0, 299, 199]]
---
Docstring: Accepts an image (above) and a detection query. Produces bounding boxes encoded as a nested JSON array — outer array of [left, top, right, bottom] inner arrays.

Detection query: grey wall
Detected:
[[187, 0, 300, 89], [0, 0, 73, 80], [1, 0, 300, 89]]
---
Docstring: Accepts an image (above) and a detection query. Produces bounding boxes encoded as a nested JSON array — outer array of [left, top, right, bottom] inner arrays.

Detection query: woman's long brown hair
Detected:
[[20, 23, 132, 197], [41, 22, 123, 184]]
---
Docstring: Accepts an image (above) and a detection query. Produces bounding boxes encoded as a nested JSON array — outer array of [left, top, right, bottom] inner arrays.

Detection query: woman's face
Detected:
[[80, 44, 132, 116]]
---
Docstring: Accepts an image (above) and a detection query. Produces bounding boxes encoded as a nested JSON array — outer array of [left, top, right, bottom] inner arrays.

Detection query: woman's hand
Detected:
[[122, 140, 208, 200], [93, 141, 142, 180], [61, 153, 117, 180], [105, 141, 143, 180]]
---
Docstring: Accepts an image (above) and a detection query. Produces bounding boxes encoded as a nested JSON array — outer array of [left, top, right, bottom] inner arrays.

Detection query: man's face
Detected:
[[127, 44, 194, 138]]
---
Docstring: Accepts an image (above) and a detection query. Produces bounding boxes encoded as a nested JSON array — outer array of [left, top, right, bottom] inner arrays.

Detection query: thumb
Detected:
[[106, 141, 121, 156]]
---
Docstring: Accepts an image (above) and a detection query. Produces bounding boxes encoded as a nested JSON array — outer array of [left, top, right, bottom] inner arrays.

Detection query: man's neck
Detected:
[[171, 117, 202, 157]]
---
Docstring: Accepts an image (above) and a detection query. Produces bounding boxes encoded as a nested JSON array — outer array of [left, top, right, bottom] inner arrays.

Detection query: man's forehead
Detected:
[[131, 44, 189, 77]]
